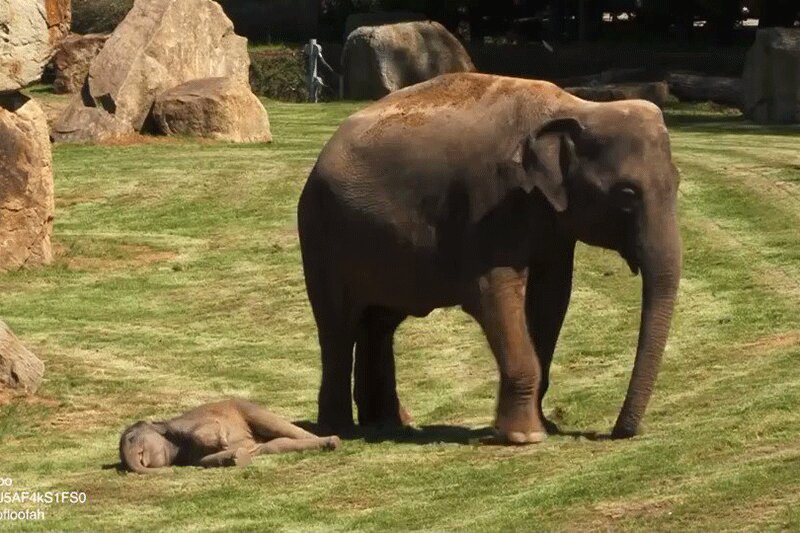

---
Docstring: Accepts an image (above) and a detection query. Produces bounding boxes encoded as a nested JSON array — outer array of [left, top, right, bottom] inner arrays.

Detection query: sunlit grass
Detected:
[[0, 98, 798, 531]]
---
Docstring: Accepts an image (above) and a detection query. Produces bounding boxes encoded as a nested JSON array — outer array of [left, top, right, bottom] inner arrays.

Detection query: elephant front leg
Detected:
[[474, 267, 546, 444], [199, 448, 252, 468]]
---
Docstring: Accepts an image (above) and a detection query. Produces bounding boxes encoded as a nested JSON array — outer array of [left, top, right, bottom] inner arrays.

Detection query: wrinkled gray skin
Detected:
[[298, 73, 682, 444], [119, 399, 341, 473]]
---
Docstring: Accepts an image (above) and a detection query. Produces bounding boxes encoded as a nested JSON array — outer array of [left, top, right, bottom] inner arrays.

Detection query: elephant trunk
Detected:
[[120, 444, 156, 474], [612, 202, 681, 438]]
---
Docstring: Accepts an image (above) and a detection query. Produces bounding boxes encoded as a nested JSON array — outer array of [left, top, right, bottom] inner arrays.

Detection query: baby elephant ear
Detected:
[[148, 421, 169, 435], [519, 117, 584, 212]]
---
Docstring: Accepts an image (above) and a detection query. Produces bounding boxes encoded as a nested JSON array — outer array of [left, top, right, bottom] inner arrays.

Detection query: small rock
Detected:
[[0, 320, 45, 395], [153, 77, 271, 143]]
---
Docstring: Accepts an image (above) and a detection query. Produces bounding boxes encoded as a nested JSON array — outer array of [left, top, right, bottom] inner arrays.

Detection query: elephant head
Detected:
[[522, 100, 682, 438], [119, 420, 177, 473]]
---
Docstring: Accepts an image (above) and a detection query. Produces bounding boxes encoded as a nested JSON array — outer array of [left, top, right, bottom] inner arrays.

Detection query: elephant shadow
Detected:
[[293, 421, 614, 445]]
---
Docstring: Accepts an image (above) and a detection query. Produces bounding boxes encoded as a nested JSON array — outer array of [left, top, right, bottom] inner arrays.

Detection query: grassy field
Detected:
[[1, 95, 799, 531]]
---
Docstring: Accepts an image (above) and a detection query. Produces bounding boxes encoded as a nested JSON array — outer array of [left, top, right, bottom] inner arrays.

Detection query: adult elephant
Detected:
[[298, 73, 681, 443]]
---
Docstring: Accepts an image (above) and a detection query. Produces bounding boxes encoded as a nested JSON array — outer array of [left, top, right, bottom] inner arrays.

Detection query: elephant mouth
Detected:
[[623, 250, 640, 275]]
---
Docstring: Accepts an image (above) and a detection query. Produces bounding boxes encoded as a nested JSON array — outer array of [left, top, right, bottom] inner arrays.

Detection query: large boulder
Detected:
[[1, 0, 71, 93], [344, 11, 426, 40], [152, 77, 272, 143], [742, 28, 800, 124], [0, 320, 45, 395], [52, 0, 249, 142], [0, 93, 54, 270], [566, 82, 670, 108], [51, 33, 110, 94], [343, 21, 475, 100]]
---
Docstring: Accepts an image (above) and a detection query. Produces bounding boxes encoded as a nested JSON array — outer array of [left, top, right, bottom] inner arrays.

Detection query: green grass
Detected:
[[1, 98, 799, 531]]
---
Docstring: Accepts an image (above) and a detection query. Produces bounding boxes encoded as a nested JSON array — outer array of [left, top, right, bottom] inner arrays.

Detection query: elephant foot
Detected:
[[317, 412, 356, 438], [233, 447, 252, 467], [500, 430, 548, 445], [357, 401, 414, 429], [610, 424, 638, 440], [324, 436, 342, 451], [494, 408, 547, 445], [399, 403, 415, 426]]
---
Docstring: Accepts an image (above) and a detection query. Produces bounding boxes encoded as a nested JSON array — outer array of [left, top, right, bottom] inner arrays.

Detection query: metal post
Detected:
[[303, 38, 342, 102], [304, 38, 320, 103]]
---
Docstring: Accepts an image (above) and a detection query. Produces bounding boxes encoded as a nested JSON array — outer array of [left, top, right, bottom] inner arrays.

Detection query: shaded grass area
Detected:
[[1, 98, 799, 531]]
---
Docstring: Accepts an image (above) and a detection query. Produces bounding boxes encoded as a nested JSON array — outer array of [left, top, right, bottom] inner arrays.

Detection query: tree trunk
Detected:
[[0, 320, 44, 395], [667, 72, 743, 107]]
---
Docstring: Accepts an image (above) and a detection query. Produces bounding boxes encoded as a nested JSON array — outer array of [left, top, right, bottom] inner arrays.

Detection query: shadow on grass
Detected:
[[294, 420, 615, 445], [665, 112, 800, 136]]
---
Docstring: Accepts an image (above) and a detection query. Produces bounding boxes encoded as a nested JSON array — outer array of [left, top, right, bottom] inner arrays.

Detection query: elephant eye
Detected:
[[612, 185, 638, 213]]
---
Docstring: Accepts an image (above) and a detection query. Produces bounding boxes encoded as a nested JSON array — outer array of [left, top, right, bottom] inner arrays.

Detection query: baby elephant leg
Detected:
[[237, 400, 318, 440], [252, 436, 341, 456], [199, 447, 252, 468]]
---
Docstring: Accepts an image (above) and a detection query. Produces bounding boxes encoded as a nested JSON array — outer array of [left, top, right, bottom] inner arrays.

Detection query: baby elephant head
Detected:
[[119, 420, 175, 474]]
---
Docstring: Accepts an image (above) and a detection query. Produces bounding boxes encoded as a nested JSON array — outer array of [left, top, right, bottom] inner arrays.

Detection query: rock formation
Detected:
[[0, 320, 45, 395], [0, 93, 54, 270], [51, 33, 110, 94], [153, 77, 272, 143], [742, 28, 800, 124], [53, 0, 249, 142], [342, 21, 475, 100]]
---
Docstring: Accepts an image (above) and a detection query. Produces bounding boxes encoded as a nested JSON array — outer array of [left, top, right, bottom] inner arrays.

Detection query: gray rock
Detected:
[[343, 21, 475, 100], [344, 11, 426, 40], [743, 28, 800, 124], [0, 320, 45, 395]]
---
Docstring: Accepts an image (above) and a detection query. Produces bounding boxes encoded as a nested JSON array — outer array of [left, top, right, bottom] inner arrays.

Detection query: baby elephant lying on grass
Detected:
[[120, 399, 340, 473]]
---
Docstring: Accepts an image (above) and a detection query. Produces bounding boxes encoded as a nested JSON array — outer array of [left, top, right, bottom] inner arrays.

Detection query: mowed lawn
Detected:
[[1, 95, 799, 531]]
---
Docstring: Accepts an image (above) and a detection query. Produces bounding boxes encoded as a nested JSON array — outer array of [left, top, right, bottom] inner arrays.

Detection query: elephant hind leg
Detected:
[[354, 307, 412, 428], [316, 317, 359, 434], [235, 400, 318, 440], [306, 280, 361, 434], [252, 436, 341, 456]]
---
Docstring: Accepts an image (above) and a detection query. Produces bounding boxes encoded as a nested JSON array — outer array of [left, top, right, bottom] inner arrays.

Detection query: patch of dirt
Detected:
[[0, 389, 59, 408], [363, 110, 431, 138], [593, 495, 683, 523], [319, 496, 379, 513], [384, 73, 494, 111], [55, 194, 106, 208], [739, 331, 800, 353], [55, 241, 178, 271], [47, 406, 110, 429]]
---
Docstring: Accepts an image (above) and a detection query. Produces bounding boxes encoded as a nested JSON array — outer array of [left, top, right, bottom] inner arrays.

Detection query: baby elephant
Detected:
[[119, 399, 340, 473]]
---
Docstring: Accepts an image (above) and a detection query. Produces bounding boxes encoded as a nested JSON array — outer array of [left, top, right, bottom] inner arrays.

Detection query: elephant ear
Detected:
[[518, 117, 584, 212], [148, 421, 169, 436]]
